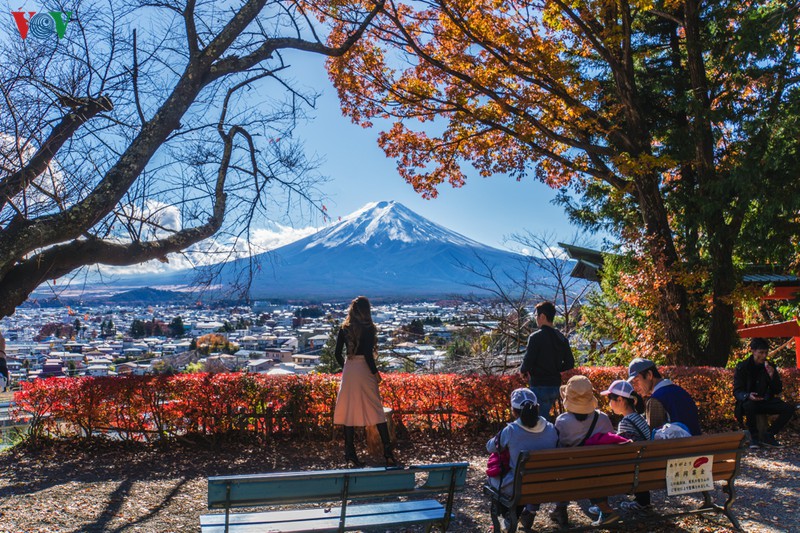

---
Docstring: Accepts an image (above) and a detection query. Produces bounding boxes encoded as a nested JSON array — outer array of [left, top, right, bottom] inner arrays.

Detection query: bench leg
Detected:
[[506, 506, 519, 533], [722, 481, 743, 532], [490, 499, 503, 533], [697, 490, 726, 515], [696, 487, 743, 532], [724, 509, 743, 532], [700, 490, 714, 510]]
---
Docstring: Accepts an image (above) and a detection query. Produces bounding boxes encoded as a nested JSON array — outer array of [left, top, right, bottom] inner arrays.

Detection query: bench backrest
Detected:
[[512, 431, 746, 505], [208, 462, 469, 510]]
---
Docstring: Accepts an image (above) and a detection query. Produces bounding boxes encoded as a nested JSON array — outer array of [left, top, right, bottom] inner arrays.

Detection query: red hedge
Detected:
[[12, 367, 799, 442]]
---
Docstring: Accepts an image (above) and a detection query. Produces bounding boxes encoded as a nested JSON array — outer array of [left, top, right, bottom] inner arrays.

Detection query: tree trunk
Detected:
[[636, 174, 699, 365], [681, 0, 739, 366], [705, 221, 738, 366]]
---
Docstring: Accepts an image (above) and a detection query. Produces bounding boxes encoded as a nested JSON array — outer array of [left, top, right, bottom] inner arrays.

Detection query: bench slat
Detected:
[[637, 435, 745, 457], [521, 472, 634, 496], [208, 464, 468, 509], [200, 500, 447, 532], [637, 452, 738, 467], [209, 470, 416, 508], [635, 456, 738, 484], [634, 461, 737, 491], [521, 446, 640, 468], [520, 462, 642, 482], [519, 485, 635, 504]]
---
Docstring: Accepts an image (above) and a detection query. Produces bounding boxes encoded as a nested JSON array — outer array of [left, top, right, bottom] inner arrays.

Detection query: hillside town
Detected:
[[0, 299, 538, 388]]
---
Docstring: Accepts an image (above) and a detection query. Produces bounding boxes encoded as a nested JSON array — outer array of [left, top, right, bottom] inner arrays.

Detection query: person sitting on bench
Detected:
[[486, 388, 558, 532], [553, 375, 618, 528], [627, 357, 702, 436], [734, 338, 797, 448]]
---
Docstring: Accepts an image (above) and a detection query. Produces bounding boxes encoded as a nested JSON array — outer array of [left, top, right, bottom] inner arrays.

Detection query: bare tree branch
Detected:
[[0, 0, 378, 316]]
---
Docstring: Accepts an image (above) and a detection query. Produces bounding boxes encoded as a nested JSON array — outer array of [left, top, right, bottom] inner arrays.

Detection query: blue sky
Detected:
[[285, 54, 583, 250]]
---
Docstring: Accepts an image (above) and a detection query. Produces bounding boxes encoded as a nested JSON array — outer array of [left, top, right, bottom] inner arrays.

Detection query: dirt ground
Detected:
[[0, 431, 798, 533]]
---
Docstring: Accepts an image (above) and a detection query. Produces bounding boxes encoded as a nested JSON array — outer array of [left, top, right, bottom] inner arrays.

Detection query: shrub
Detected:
[[13, 367, 799, 443]]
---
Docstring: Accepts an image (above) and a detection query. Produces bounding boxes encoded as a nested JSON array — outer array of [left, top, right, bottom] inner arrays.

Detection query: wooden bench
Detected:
[[484, 431, 748, 532], [201, 462, 468, 532]]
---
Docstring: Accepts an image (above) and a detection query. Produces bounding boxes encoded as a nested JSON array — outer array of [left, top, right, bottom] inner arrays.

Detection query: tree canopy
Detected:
[[0, 0, 382, 317], [330, 0, 800, 365]]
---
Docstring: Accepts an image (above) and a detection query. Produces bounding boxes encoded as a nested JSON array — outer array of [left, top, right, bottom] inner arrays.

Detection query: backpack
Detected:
[[485, 431, 510, 477], [653, 422, 692, 440], [584, 432, 631, 446]]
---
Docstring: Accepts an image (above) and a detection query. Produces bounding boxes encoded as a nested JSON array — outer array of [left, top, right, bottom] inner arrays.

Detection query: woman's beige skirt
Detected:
[[334, 356, 387, 426]]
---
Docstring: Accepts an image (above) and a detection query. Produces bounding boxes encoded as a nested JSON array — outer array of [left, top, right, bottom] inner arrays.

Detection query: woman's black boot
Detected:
[[376, 422, 398, 467], [344, 426, 364, 467]]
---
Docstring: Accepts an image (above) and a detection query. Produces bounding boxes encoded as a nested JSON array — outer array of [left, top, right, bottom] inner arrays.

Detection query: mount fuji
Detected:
[[119, 201, 543, 300]]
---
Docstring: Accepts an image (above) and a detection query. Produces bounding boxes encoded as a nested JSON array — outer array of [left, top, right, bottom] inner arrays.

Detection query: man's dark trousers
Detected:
[[742, 398, 795, 437]]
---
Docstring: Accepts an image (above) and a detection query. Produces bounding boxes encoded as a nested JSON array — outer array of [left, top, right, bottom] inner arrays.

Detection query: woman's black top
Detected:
[[334, 325, 378, 374]]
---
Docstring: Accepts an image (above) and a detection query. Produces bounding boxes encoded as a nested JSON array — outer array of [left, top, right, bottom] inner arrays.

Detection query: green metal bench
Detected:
[[201, 462, 469, 532]]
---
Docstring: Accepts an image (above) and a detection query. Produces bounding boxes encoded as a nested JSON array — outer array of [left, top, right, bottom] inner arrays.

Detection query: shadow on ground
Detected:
[[0, 432, 797, 532]]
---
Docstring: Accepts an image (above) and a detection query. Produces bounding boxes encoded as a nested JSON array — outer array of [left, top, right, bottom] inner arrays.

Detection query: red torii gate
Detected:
[[737, 285, 800, 368]]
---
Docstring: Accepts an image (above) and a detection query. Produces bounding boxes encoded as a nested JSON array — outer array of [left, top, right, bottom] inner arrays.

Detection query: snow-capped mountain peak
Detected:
[[304, 201, 485, 250], [98, 199, 554, 299]]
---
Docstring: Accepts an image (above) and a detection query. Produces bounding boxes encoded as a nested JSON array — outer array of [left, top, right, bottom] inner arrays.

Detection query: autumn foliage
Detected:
[[328, 0, 800, 367], [13, 368, 798, 443]]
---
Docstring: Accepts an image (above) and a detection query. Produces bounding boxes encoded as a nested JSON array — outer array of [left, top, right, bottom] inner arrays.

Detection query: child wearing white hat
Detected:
[[601, 379, 650, 442], [600, 379, 652, 512]]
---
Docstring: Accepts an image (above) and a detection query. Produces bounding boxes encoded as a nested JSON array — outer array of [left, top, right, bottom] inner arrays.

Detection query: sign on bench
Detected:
[[665, 455, 714, 495], [202, 462, 468, 533]]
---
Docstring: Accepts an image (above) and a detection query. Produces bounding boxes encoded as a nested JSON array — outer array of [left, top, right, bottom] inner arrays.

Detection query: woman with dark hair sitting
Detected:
[[333, 296, 397, 467], [487, 388, 558, 532]]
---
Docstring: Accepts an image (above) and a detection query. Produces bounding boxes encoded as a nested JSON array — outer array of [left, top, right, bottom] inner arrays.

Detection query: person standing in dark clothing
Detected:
[[519, 301, 574, 421], [734, 338, 796, 448]]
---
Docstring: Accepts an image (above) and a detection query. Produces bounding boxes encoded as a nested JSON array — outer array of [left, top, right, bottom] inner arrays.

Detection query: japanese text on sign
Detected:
[[666, 455, 713, 495]]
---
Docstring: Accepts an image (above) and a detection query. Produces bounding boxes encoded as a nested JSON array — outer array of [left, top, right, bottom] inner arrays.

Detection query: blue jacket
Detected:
[[651, 380, 701, 435]]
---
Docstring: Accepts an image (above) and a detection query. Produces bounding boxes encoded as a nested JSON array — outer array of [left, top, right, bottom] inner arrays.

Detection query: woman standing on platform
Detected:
[[334, 296, 397, 467]]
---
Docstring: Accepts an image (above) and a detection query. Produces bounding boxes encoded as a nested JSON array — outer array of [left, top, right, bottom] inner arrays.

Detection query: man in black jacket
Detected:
[[519, 301, 574, 421], [733, 338, 796, 448]]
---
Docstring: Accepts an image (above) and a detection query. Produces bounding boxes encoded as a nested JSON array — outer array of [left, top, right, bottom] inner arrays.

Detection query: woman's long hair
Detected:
[[342, 296, 374, 352]]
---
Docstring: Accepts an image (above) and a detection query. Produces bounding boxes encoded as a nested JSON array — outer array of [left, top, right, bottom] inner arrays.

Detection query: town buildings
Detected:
[[0, 300, 485, 387]]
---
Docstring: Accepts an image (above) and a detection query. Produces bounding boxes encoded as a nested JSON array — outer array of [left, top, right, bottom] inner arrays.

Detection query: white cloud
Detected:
[[0, 132, 66, 209], [543, 246, 568, 259], [97, 221, 320, 276], [151, 202, 181, 232], [249, 225, 319, 252], [117, 199, 182, 239]]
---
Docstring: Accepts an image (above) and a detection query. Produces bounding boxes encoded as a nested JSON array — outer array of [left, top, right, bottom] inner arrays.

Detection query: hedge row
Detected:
[[13, 367, 799, 442]]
